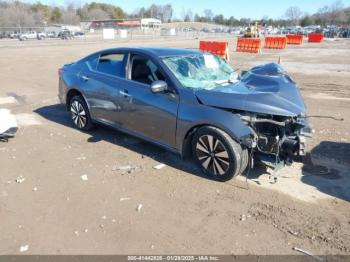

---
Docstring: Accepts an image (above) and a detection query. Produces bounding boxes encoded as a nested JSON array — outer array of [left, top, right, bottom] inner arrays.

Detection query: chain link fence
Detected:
[[0, 25, 235, 40]]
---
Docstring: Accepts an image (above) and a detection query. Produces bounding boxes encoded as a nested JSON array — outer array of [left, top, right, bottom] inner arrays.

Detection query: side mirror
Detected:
[[238, 70, 248, 80], [151, 80, 168, 93], [240, 70, 248, 77]]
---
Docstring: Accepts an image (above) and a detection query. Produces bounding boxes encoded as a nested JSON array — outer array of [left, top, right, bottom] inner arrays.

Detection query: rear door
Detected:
[[79, 51, 128, 125], [118, 53, 179, 147]]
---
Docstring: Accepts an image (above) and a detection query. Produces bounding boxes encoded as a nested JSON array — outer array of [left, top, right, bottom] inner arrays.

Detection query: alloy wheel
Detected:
[[195, 135, 230, 176], [70, 100, 87, 129]]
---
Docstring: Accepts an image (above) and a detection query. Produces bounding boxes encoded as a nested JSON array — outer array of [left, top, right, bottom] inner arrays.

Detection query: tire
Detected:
[[69, 95, 94, 131], [191, 126, 242, 181]]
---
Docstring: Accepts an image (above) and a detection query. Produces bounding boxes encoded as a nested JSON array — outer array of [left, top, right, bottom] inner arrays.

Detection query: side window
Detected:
[[130, 55, 165, 85], [96, 53, 125, 77], [86, 55, 98, 71]]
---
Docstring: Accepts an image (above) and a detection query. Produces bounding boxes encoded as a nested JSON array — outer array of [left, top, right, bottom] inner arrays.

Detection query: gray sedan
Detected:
[[58, 47, 311, 181]]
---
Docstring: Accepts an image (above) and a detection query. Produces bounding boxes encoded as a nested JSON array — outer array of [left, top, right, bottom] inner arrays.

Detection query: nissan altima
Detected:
[[58, 47, 311, 181]]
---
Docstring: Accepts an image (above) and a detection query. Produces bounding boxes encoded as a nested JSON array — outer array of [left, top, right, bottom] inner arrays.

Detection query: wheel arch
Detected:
[[65, 88, 88, 111], [177, 102, 254, 159], [181, 124, 206, 159], [180, 121, 251, 159]]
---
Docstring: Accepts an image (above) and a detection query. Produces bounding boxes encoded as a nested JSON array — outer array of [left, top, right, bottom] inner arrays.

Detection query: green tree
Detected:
[[213, 14, 224, 25], [227, 16, 238, 26], [300, 15, 314, 26], [50, 7, 62, 23], [86, 2, 127, 19], [203, 9, 213, 22]]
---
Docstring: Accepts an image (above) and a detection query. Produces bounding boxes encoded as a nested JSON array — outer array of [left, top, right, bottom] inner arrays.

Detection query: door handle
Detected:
[[81, 75, 89, 81], [119, 90, 131, 98]]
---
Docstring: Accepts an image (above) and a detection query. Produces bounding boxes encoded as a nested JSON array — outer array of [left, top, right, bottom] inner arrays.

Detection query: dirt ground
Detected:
[[0, 36, 349, 255]]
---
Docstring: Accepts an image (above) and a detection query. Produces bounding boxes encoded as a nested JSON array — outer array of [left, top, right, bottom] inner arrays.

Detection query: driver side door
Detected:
[[118, 53, 179, 148]]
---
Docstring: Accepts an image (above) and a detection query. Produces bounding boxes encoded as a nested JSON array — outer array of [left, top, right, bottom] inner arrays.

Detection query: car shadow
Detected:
[[35, 104, 209, 180], [300, 141, 350, 202], [242, 141, 350, 202]]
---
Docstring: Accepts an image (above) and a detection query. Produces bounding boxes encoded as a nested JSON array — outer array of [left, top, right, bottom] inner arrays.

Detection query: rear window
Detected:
[[96, 53, 125, 77]]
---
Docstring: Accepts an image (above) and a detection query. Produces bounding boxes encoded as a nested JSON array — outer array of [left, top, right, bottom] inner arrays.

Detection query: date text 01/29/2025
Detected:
[[127, 256, 220, 261]]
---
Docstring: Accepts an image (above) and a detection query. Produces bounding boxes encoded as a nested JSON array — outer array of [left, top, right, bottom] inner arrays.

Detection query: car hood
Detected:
[[195, 63, 306, 117]]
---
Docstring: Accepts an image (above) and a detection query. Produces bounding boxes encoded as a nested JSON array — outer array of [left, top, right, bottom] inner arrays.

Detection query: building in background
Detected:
[[81, 18, 161, 31], [140, 18, 162, 29]]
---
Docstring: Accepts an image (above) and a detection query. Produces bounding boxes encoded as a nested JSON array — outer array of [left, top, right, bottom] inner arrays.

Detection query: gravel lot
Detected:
[[0, 36, 349, 255]]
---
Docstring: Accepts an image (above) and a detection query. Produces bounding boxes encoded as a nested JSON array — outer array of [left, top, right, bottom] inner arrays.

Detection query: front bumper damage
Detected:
[[240, 114, 312, 169]]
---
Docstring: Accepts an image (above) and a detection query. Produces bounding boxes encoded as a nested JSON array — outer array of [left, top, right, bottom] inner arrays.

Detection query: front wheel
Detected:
[[192, 126, 242, 181], [69, 96, 94, 131]]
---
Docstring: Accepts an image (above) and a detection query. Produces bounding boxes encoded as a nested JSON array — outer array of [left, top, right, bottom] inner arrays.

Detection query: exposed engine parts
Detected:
[[241, 115, 286, 127], [240, 113, 311, 168]]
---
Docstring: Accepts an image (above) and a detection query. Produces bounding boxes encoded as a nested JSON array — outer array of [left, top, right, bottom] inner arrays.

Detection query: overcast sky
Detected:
[[24, 0, 350, 19]]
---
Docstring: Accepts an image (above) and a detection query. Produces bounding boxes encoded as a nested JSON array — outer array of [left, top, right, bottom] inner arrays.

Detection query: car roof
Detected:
[[97, 47, 202, 58]]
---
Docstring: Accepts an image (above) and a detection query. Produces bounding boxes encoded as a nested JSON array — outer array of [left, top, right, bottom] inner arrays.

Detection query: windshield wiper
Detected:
[[214, 79, 238, 85]]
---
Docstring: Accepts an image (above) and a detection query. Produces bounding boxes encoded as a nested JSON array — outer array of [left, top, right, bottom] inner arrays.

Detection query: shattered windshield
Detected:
[[162, 53, 238, 90]]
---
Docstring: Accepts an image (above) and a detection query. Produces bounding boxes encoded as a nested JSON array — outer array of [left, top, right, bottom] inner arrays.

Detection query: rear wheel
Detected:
[[192, 126, 242, 181], [69, 96, 93, 131]]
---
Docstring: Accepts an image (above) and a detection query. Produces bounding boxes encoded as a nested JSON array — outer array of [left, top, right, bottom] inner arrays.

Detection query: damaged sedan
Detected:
[[59, 47, 311, 181]]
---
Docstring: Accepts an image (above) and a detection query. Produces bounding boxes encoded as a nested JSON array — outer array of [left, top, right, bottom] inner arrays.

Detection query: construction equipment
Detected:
[[243, 22, 259, 38]]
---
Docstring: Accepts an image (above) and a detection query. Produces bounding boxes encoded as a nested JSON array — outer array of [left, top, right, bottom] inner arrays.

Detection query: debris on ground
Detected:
[[268, 174, 278, 184], [240, 214, 247, 221], [153, 163, 165, 170], [292, 247, 323, 261], [19, 244, 29, 252], [15, 176, 25, 184], [76, 156, 86, 160], [0, 108, 18, 142], [120, 197, 131, 201], [80, 174, 88, 181], [32, 187, 38, 191], [112, 165, 142, 174], [136, 204, 143, 212], [288, 229, 299, 236]]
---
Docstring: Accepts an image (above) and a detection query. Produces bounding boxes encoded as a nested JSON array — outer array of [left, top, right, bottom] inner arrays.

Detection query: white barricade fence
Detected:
[[103, 28, 115, 40], [120, 30, 128, 39]]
